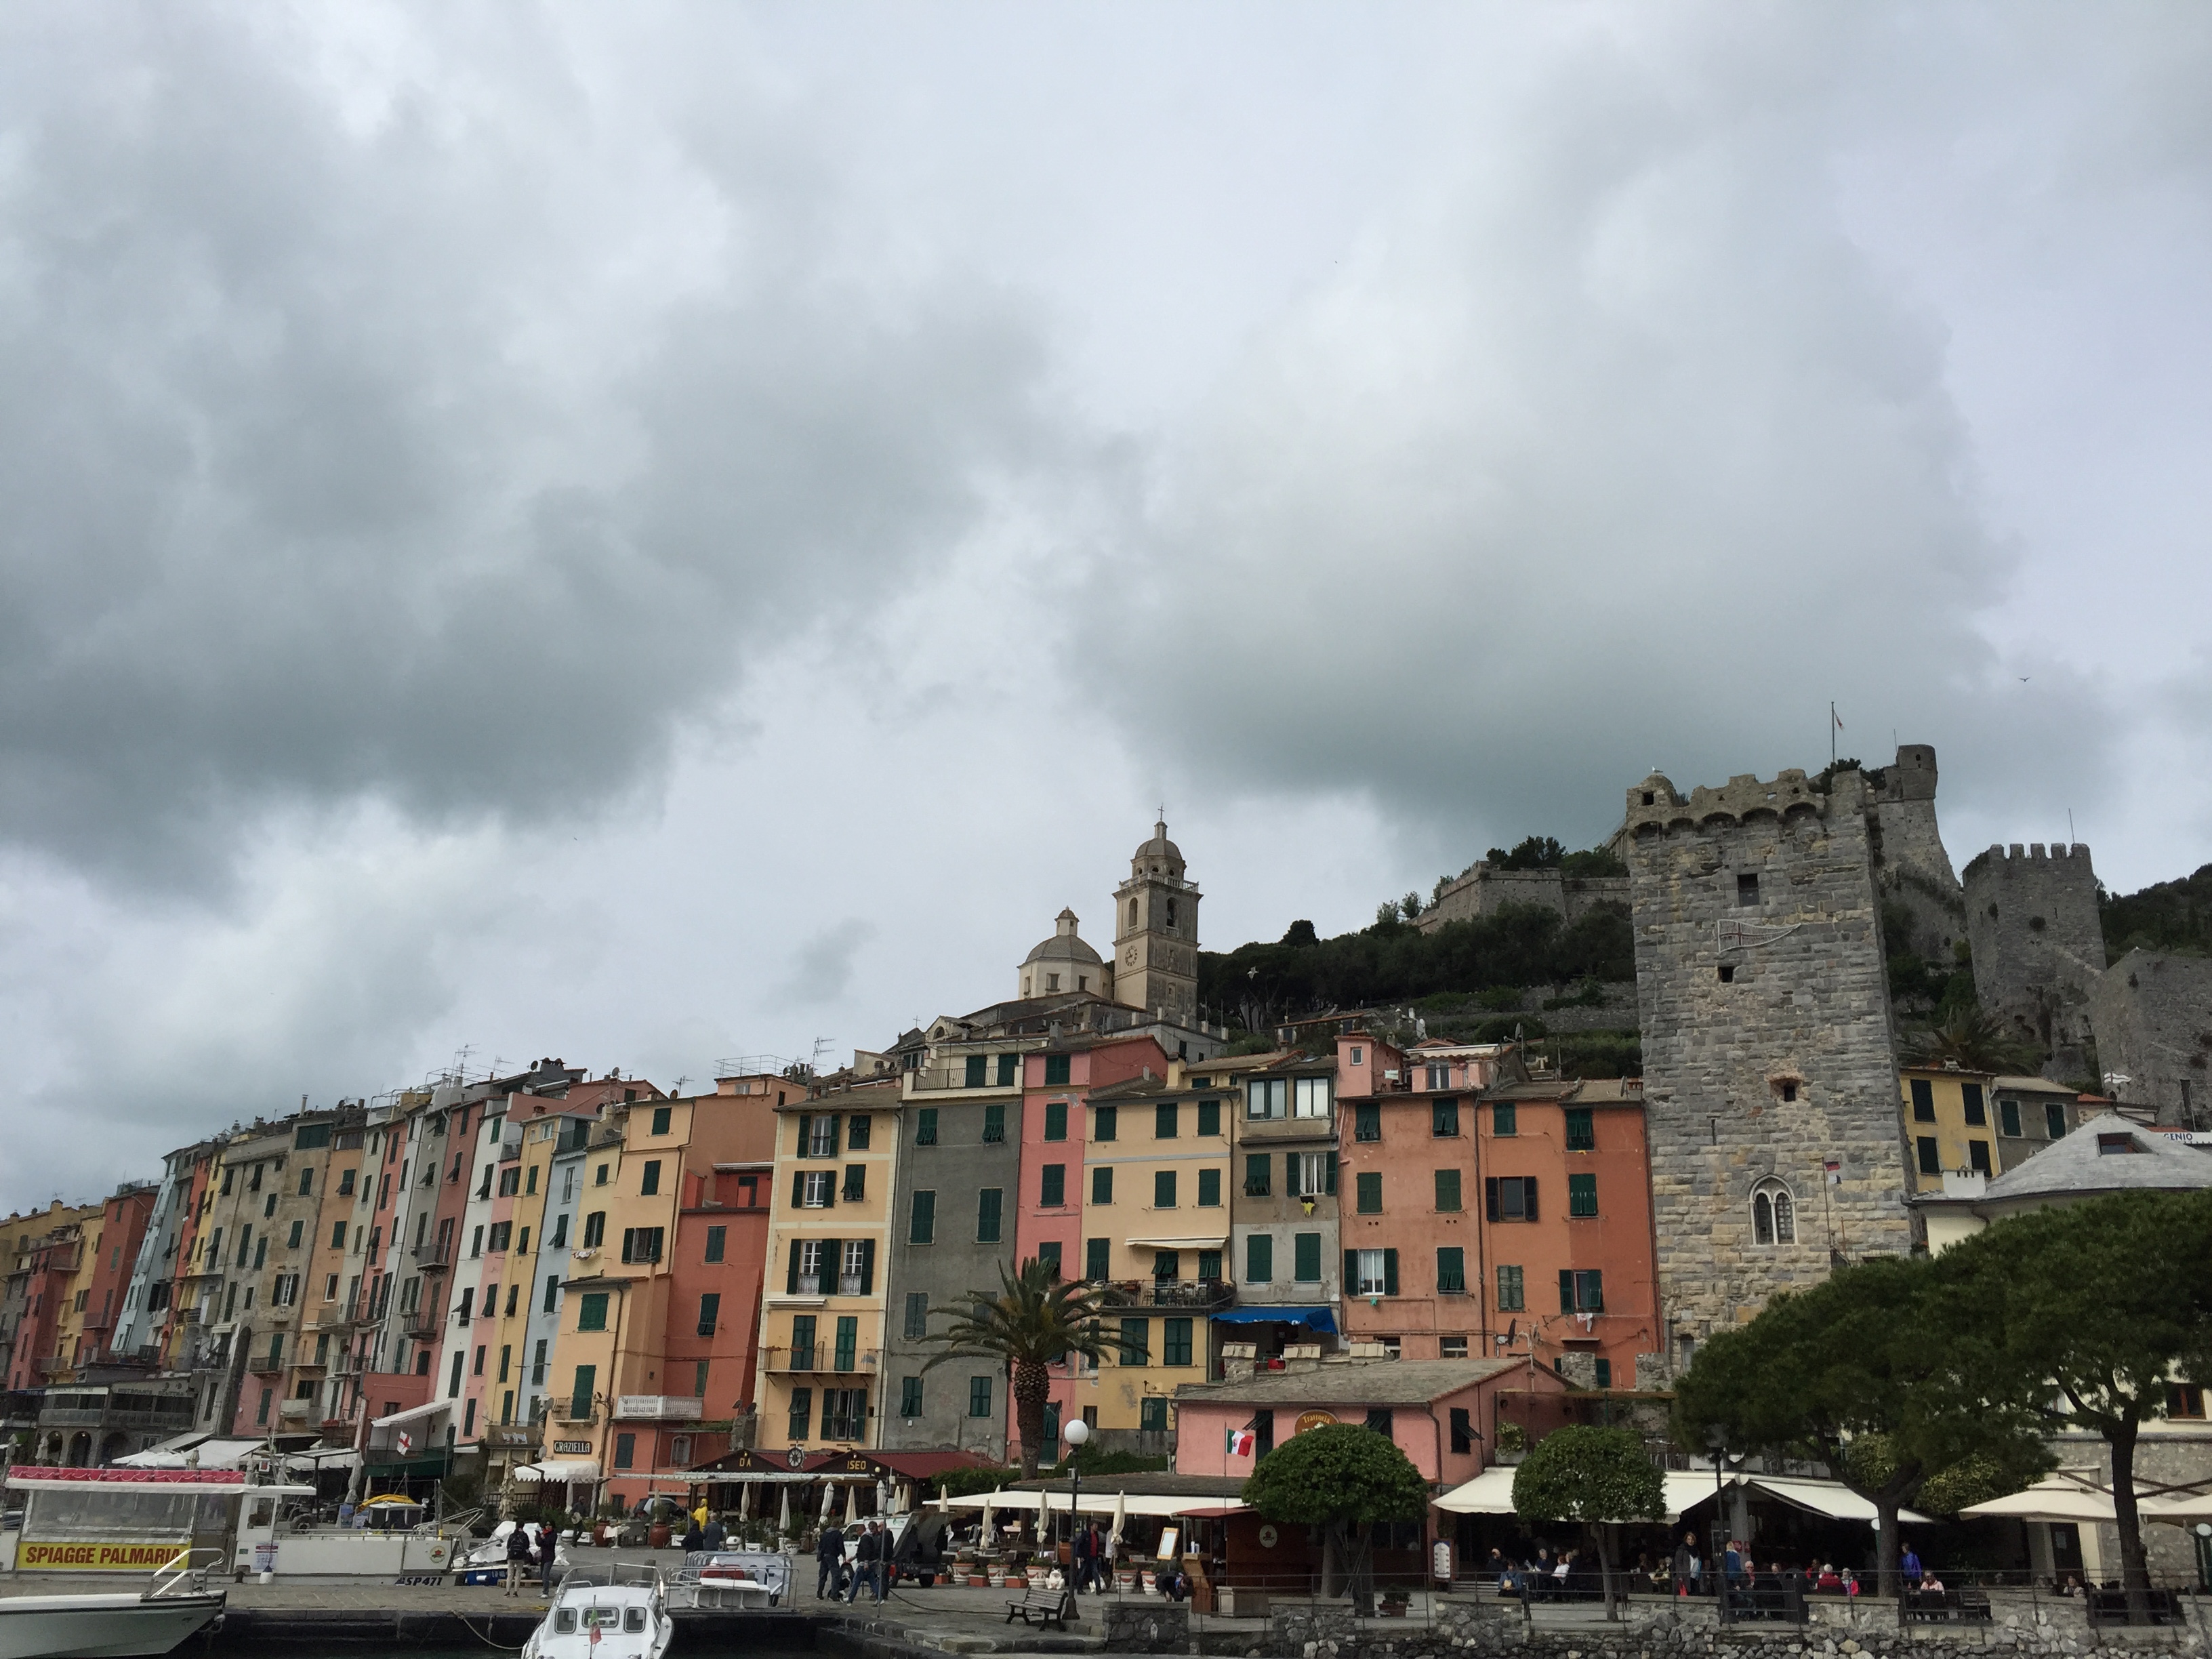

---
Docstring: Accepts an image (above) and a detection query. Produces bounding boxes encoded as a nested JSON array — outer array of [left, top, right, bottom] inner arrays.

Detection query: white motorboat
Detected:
[[453, 1521, 571, 1581], [520, 1568, 671, 1659], [0, 1551, 225, 1659]]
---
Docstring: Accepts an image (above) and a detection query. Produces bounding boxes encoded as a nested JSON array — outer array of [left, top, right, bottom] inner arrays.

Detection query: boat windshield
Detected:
[[583, 1608, 621, 1628], [623, 1609, 647, 1633], [554, 1612, 576, 1634]]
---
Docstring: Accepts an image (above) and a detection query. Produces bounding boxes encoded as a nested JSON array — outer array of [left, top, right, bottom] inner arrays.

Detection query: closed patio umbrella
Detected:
[[777, 1485, 792, 1536]]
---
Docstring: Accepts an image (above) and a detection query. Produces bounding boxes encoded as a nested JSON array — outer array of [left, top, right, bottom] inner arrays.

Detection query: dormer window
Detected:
[[1046, 973, 1061, 993], [2096, 1133, 2138, 1155]]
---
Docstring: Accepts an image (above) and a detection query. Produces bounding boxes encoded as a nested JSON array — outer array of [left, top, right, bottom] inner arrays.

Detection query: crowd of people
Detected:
[[1480, 1532, 1889, 1603]]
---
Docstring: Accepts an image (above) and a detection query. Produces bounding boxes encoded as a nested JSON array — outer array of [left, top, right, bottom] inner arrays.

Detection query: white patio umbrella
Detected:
[[877, 1477, 891, 1516], [979, 1492, 998, 1547], [738, 1483, 753, 1520], [818, 1481, 836, 1523], [843, 1482, 860, 1526], [1109, 1489, 1128, 1550], [777, 1486, 792, 1536]]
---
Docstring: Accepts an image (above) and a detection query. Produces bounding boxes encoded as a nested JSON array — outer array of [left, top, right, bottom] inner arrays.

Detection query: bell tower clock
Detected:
[[1112, 817, 1201, 1027]]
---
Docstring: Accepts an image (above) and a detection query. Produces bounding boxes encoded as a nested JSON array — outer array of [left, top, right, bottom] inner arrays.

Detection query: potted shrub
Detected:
[[1378, 1591, 1409, 1617], [1492, 1421, 1528, 1466]]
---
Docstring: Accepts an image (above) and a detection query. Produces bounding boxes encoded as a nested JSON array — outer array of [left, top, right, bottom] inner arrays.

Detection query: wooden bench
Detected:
[[1006, 1585, 1073, 1630]]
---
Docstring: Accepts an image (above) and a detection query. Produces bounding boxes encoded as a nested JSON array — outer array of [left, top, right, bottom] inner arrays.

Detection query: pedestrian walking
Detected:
[[504, 1521, 534, 1597], [817, 1521, 848, 1599], [537, 1523, 558, 1596], [1672, 1531, 1696, 1597], [848, 1519, 884, 1604]]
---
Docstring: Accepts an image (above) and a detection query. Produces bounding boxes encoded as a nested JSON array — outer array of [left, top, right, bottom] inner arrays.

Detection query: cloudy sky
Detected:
[[2, 2, 2208, 1209]]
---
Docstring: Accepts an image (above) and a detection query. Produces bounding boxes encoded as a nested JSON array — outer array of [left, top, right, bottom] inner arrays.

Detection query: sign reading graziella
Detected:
[[18, 1541, 190, 1571]]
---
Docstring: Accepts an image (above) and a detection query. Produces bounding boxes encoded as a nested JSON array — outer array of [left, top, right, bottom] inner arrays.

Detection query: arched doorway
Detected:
[[99, 1431, 131, 1466], [66, 1431, 93, 1467], [40, 1431, 65, 1463]]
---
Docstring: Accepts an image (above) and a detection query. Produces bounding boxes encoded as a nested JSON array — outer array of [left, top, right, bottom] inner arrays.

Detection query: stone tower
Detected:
[[1113, 820, 1201, 1025], [1624, 767, 1912, 1358], [1866, 745, 1965, 960], [1962, 842, 2106, 1078]]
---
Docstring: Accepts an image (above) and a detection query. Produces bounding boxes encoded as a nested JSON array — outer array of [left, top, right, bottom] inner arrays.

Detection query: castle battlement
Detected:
[[1963, 841, 2093, 876], [1624, 767, 1856, 836]]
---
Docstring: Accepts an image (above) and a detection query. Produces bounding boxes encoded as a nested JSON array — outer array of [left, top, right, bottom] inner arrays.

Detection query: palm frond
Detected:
[[918, 1256, 1126, 1373]]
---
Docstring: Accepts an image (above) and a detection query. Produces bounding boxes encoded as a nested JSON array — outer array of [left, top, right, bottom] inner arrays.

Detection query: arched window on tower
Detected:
[[1166, 897, 1178, 929], [1750, 1179, 1796, 1246], [1129, 899, 1139, 928]]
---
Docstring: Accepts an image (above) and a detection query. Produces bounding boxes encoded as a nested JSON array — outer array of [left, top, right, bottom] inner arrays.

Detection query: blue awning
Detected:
[[1210, 1306, 1336, 1333]]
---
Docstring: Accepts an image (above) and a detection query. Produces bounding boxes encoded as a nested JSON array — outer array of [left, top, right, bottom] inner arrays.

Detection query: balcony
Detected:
[[411, 1241, 453, 1272], [1101, 1277, 1236, 1312], [82, 1308, 115, 1332], [33, 1356, 72, 1377], [1237, 1114, 1336, 1143], [279, 1398, 314, 1420], [764, 1346, 878, 1374], [401, 1314, 439, 1343], [787, 1273, 866, 1298], [908, 1064, 1021, 1094], [614, 1395, 707, 1421]]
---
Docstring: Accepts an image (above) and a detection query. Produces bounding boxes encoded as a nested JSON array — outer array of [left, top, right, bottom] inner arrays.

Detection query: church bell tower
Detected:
[[1113, 819, 1201, 1026]]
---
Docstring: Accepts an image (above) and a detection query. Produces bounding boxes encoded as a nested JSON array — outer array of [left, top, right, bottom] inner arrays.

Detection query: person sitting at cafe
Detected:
[[1919, 1571, 1945, 1593], [1815, 1563, 1843, 1594]]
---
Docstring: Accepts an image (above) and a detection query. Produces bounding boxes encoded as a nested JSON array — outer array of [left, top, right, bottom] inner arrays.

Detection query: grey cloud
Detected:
[[775, 918, 878, 1009], [1097, 5, 2136, 859], [0, 7, 1053, 890]]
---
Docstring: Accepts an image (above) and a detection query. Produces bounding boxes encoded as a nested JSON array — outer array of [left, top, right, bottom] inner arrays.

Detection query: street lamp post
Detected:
[[1063, 1418, 1090, 1592], [1705, 1425, 1729, 1624]]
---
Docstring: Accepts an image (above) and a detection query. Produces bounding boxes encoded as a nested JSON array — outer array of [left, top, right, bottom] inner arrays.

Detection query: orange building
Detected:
[[1474, 1076, 1658, 1389], [1333, 1037, 1521, 1360]]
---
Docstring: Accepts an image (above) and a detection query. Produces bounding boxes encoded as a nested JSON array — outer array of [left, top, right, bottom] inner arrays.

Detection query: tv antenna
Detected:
[[811, 1036, 837, 1073]]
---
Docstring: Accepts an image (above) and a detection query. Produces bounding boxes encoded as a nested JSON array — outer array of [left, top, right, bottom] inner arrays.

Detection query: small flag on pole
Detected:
[[1824, 1160, 1842, 1186], [396, 1430, 413, 1456], [1227, 1427, 1256, 1457]]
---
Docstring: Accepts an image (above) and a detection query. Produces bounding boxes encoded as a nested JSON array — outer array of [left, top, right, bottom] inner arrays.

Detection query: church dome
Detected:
[[1023, 907, 1103, 967], [1132, 819, 1185, 878]]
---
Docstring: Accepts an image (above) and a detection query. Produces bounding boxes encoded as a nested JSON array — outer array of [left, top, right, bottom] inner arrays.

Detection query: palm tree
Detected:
[[1900, 1004, 2041, 1076], [923, 1258, 1128, 1477]]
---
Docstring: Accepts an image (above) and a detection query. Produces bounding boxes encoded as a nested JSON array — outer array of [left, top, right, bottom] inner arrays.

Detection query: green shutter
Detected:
[[1086, 1237, 1109, 1280], [1197, 1099, 1220, 1136], [1326, 1153, 1337, 1195], [791, 1170, 806, 1208], [1246, 1233, 1272, 1282], [858, 1240, 875, 1294], [826, 1116, 841, 1158], [977, 1188, 1002, 1242], [965, 1054, 987, 1088], [1044, 1054, 1071, 1086], [1293, 1232, 1320, 1282], [1197, 1168, 1221, 1207], [1245, 1153, 1269, 1195], [1286, 1153, 1299, 1195], [909, 1189, 935, 1244], [1436, 1246, 1465, 1294], [795, 1113, 811, 1153], [1559, 1269, 1575, 1313], [1045, 1101, 1068, 1141], [1383, 1250, 1399, 1296], [1344, 1249, 1357, 1289], [1355, 1171, 1381, 1213], [1153, 1170, 1175, 1208], [1435, 1168, 1462, 1212], [570, 1364, 596, 1420]]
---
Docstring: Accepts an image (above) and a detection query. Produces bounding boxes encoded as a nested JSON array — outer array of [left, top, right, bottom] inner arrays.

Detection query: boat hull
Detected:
[[0, 1593, 226, 1659]]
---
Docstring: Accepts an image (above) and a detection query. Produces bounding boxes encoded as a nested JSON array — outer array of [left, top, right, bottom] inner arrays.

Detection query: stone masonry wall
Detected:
[[1240, 1596, 2203, 1659], [1867, 745, 1967, 962], [1625, 768, 1912, 1345], [1418, 867, 1632, 935], [1962, 845, 2106, 1076], [2089, 949, 2212, 1130]]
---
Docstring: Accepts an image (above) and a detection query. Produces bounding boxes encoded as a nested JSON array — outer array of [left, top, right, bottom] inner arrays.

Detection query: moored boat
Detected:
[[0, 1551, 224, 1659], [519, 1566, 670, 1659]]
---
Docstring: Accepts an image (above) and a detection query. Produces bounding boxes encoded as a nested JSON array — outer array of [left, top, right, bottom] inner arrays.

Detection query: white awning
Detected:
[[1960, 1475, 2118, 1523], [939, 1490, 1226, 1518], [188, 1439, 278, 1470], [1124, 1236, 1229, 1250], [1437, 1467, 1738, 1521], [285, 1450, 361, 1471], [514, 1460, 602, 1483], [1741, 1476, 1932, 1525], [371, 1401, 450, 1430]]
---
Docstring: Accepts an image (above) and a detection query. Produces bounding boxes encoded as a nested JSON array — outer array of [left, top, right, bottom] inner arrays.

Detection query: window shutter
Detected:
[[826, 1116, 841, 1158], [821, 1240, 840, 1290], [1559, 1269, 1574, 1313], [1485, 1178, 1499, 1221], [787, 1240, 800, 1295], [1286, 1153, 1299, 1195], [1344, 1250, 1357, 1289], [791, 1170, 805, 1208], [1326, 1153, 1338, 1195], [1523, 1177, 1539, 1221], [796, 1113, 811, 1153], [1383, 1249, 1399, 1296], [858, 1239, 876, 1295]]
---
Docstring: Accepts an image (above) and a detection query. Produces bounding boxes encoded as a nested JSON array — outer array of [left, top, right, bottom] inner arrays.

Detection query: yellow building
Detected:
[[1077, 1060, 1232, 1444], [754, 1073, 902, 1452], [1900, 1065, 2001, 1193]]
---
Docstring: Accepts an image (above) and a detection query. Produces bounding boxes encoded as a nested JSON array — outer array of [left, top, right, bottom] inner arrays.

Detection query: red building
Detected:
[[76, 1187, 156, 1368]]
